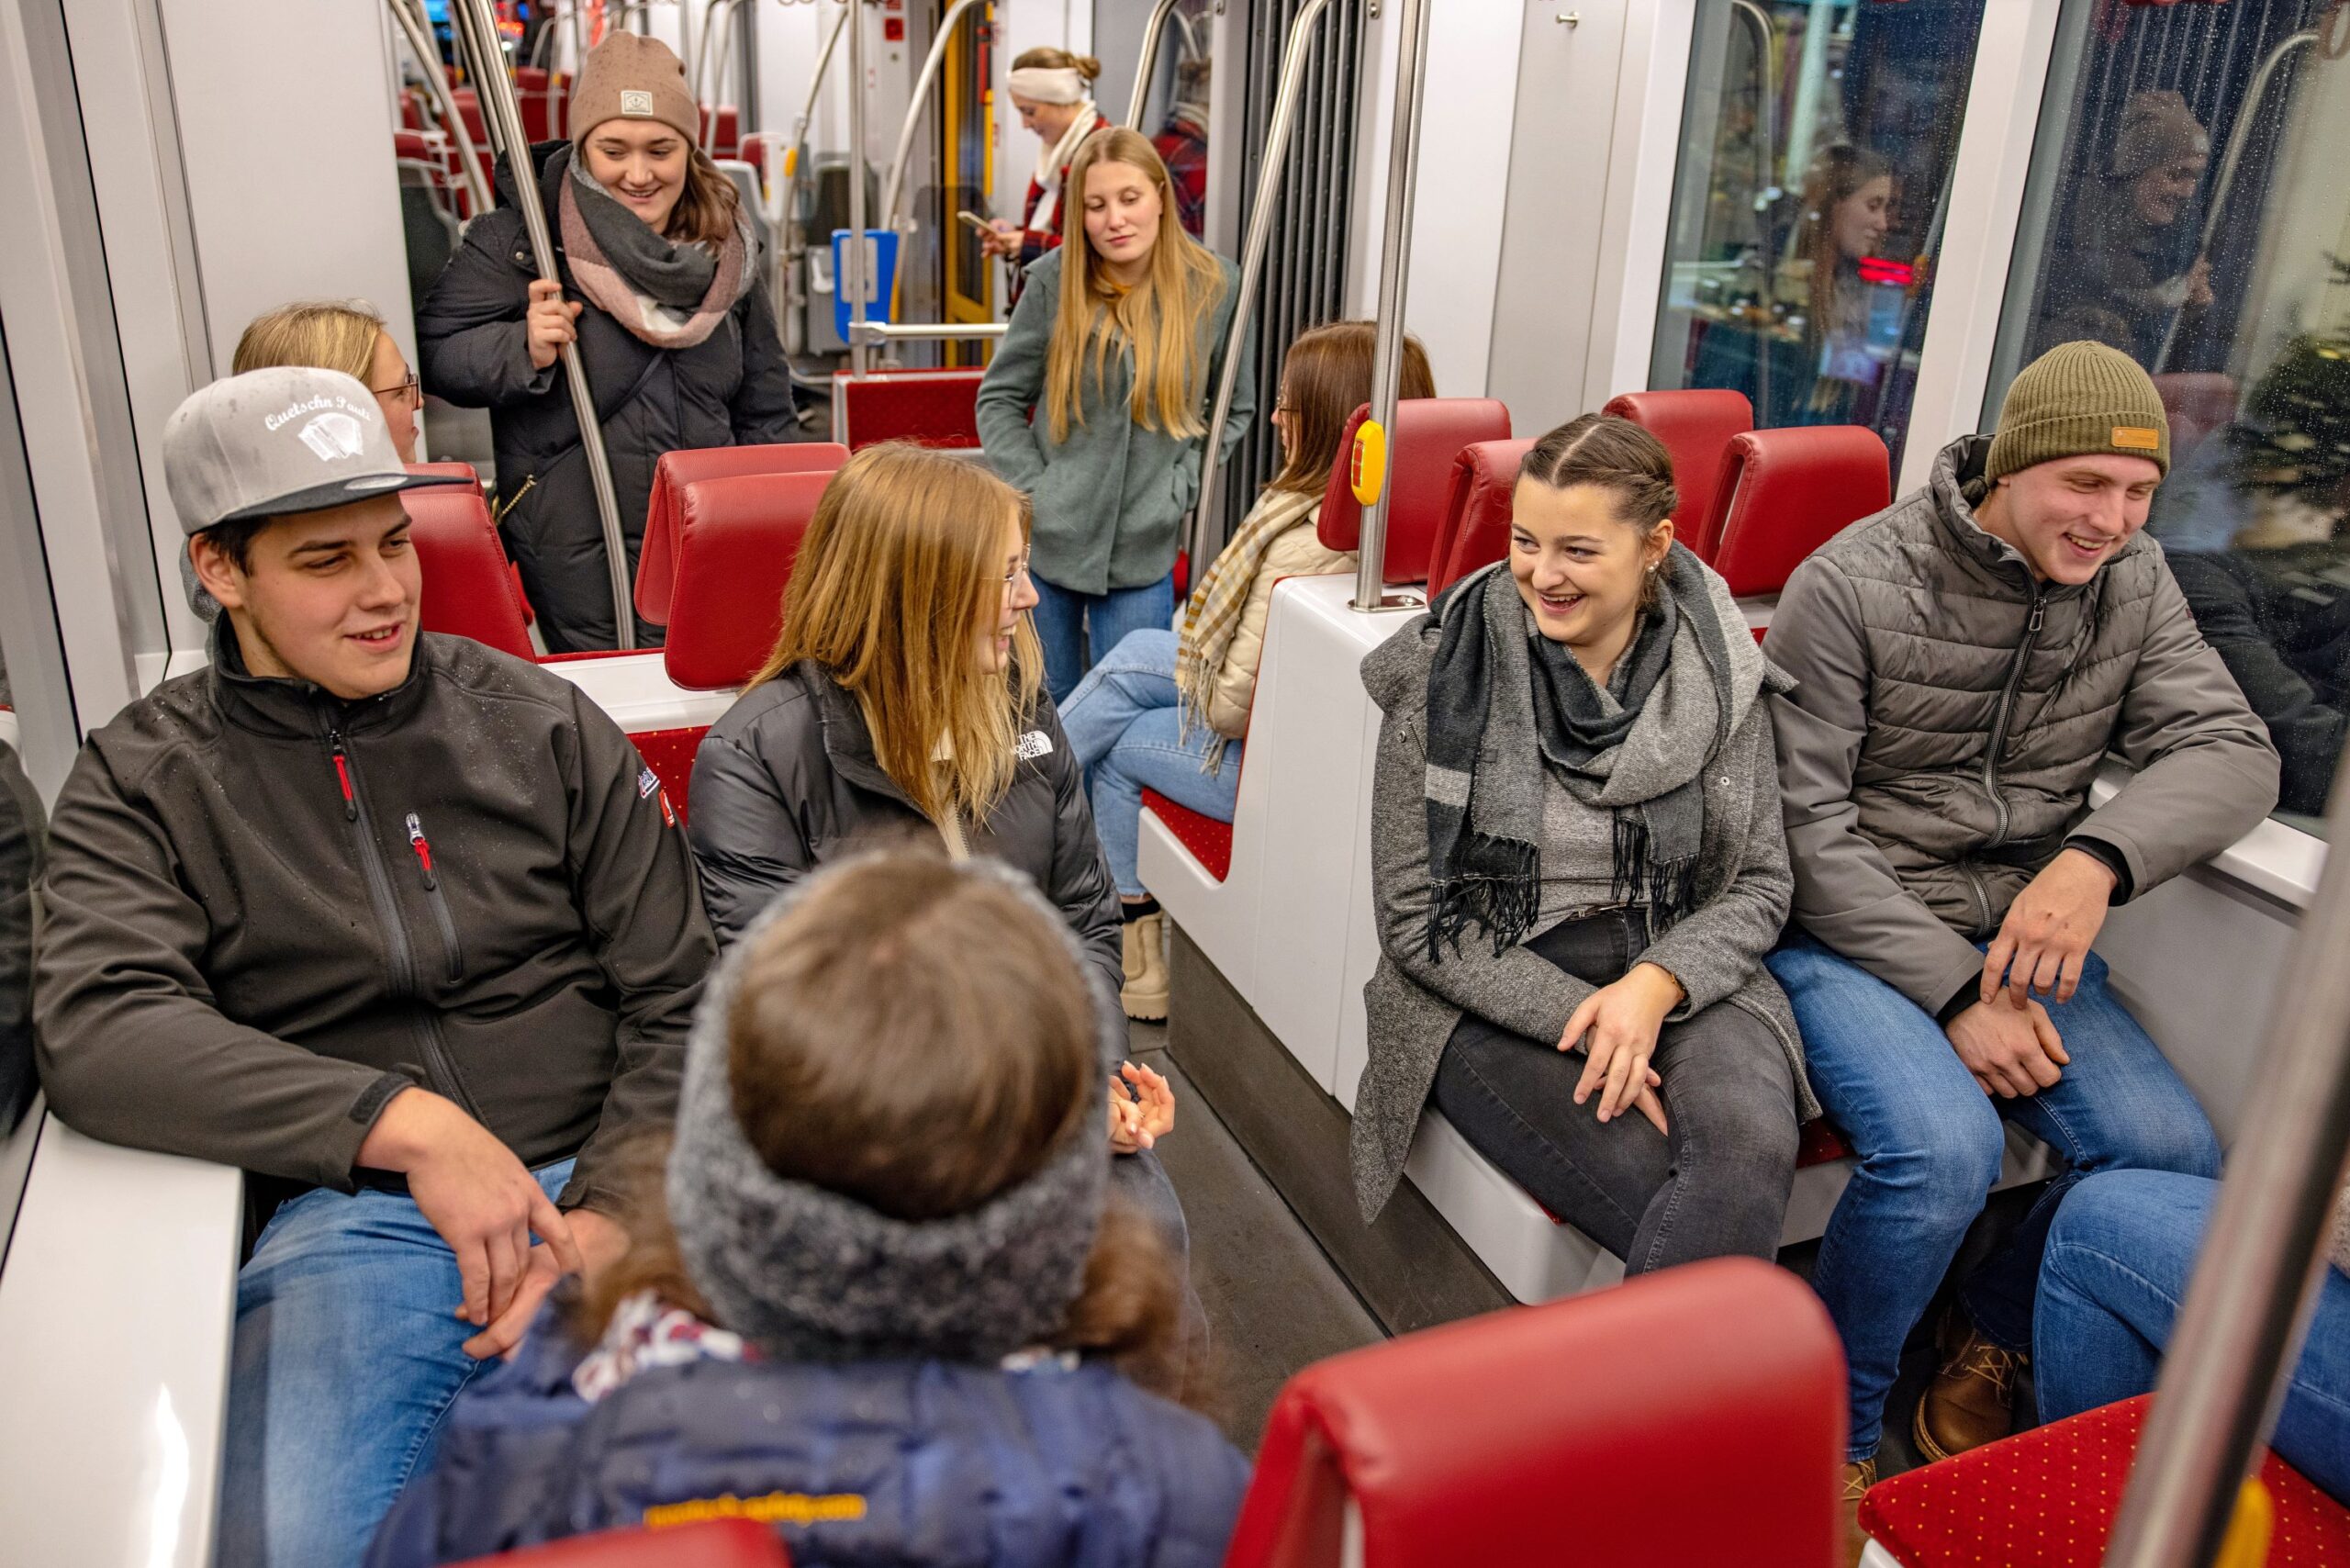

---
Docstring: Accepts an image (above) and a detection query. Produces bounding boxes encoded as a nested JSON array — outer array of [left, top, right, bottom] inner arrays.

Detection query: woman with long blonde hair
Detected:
[[977, 128, 1253, 703], [687, 443, 1191, 1265], [234, 300, 425, 465]]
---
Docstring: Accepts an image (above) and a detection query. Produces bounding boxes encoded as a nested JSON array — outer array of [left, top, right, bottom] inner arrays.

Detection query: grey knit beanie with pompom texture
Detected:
[[666, 854, 1121, 1364]]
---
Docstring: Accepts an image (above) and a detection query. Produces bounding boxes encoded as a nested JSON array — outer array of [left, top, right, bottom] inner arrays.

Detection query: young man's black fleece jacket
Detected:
[[32, 625, 715, 1218]]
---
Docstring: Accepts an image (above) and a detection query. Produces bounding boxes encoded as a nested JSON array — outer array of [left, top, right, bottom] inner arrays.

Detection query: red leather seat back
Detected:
[[639, 444, 848, 624], [1317, 399, 1512, 585], [1707, 426, 1891, 598], [401, 476, 537, 662], [1223, 1257, 1845, 1568], [406, 460, 484, 498], [450, 1517, 789, 1565], [1860, 1394, 2350, 1566], [1427, 438, 1536, 599], [663, 472, 830, 691], [1602, 389, 1753, 560], [832, 369, 988, 453]]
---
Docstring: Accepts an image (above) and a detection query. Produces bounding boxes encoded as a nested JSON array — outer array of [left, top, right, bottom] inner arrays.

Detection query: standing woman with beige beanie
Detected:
[[419, 32, 804, 652]]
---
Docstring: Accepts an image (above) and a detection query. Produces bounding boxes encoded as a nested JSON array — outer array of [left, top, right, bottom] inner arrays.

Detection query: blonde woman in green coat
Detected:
[[977, 127, 1254, 702]]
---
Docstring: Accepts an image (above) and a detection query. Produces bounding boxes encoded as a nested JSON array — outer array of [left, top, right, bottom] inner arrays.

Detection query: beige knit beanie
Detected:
[[570, 32, 699, 148], [1986, 341, 2172, 482]]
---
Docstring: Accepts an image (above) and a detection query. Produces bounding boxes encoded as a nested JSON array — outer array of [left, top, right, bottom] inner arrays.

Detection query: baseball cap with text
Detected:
[[162, 365, 464, 538]]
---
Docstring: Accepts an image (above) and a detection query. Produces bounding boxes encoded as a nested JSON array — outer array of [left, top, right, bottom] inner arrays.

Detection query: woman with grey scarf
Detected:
[[1350, 415, 1814, 1273]]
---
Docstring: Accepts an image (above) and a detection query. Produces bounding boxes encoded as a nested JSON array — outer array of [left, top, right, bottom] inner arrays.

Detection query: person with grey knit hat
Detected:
[[2028, 87, 2213, 364], [1762, 339, 2277, 1558], [366, 851, 1247, 1568], [417, 29, 806, 653]]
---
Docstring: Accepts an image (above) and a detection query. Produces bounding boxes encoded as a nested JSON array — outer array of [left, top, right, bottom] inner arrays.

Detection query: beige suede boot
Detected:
[[1121, 911, 1169, 1022]]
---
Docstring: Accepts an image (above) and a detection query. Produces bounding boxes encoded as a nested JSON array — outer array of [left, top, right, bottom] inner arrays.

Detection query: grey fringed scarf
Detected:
[[667, 857, 1122, 1364], [1419, 545, 1736, 962]]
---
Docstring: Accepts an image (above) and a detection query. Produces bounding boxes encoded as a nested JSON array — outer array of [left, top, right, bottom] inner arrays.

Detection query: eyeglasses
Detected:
[[371, 371, 421, 408], [1002, 554, 1034, 594]]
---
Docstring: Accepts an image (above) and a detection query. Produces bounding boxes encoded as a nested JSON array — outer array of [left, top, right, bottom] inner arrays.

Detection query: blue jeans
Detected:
[[219, 1158, 576, 1568], [1030, 572, 1177, 705], [1060, 629, 1243, 898], [2037, 1170, 2350, 1500], [1765, 935, 2219, 1461]]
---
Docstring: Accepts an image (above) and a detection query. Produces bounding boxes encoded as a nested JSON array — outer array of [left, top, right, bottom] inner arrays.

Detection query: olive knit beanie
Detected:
[[1986, 340, 2172, 481], [569, 32, 699, 148]]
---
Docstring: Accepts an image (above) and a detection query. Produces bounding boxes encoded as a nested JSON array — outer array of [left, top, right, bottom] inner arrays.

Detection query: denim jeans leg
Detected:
[[2036, 1169, 2350, 1498], [1959, 951, 2221, 1351], [1089, 574, 1177, 662], [218, 1159, 576, 1568], [1634, 999, 1800, 1271], [1766, 935, 2008, 1462], [1028, 577, 1092, 704], [1089, 704, 1241, 897], [1058, 628, 1182, 773]]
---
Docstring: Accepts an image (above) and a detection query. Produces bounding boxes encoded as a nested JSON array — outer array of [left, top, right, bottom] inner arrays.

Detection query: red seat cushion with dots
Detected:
[[449, 1517, 789, 1565], [1860, 1394, 2350, 1567], [1141, 790, 1232, 882], [628, 726, 707, 829], [1796, 1119, 1851, 1168]]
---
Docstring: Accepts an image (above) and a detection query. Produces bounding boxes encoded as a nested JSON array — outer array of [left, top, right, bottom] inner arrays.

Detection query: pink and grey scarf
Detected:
[[558, 146, 753, 351]]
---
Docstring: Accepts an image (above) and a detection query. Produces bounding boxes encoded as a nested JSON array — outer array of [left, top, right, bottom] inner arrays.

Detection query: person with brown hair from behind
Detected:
[[365, 851, 1248, 1568]]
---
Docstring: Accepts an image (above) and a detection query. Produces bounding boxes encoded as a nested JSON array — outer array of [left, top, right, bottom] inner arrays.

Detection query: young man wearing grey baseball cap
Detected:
[[32, 364, 717, 1568]]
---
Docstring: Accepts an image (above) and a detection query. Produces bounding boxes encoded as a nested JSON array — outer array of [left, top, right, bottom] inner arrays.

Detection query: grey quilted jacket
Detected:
[[1763, 434, 2279, 1016]]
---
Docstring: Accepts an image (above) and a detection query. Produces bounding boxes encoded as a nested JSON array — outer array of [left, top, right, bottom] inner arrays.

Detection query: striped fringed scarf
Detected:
[[1173, 486, 1322, 772], [559, 146, 753, 351]]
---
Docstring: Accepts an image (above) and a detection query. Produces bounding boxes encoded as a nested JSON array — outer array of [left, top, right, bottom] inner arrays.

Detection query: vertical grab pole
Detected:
[[2103, 771, 2350, 1566], [879, 0, 989, 232], [846, 0, 870, 375], [1349, 0, 1431, 612], [387, 0, 495, 219], [1187, 0, 1337, 572], [1125, 0, 1186, 129], [450, 0, 638, 649]]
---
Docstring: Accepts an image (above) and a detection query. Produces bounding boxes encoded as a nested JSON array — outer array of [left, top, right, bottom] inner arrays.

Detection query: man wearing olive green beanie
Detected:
[[1761, 338, 2277, 1553]]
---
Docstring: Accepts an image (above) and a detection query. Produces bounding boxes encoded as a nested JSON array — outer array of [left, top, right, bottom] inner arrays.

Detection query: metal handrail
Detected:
[[845, 0, 868, 375], [2152, 28, 2318, 373], [449, 0, 637, 648], [1124, 0, 1187, 129], [2104, 766, 2350, 1562], [1186, 0, 1341, 570], [1727, 0, 1778, 425], [878, 0, 988, 233], [1350, 0, 1431, 610], [775, 0, 849, 355], [693, 0, 755, 107], [387, 0, 495, 218], [850, 320, 1006, 342]]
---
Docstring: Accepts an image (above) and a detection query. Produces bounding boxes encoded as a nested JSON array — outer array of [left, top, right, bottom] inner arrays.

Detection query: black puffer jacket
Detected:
[[686, 663, 1122, 1001], [417, 142, 804, 653]]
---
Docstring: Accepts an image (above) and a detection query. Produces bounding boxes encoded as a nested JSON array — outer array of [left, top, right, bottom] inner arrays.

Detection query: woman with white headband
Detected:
[[979, 49, 1110, 300]]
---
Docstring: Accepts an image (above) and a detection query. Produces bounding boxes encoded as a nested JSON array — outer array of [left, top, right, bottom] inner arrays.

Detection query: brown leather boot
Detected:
[[1913, 1307, 2024, 1462], [1840, 1455, 1878, 1568], [1121, 912, 1169, 1022]]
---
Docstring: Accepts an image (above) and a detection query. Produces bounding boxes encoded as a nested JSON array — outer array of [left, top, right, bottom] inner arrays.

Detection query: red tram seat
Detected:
[[662, 471, 829, 692], [450, 1517, 789, 1566], [2154, 371, 2237, 465], [1603, 388, 1753, 560], [629, 725, 704, 828], [1861, 1394, 2350, 1566], [1224, 1257, 1844, 1568], [638, 443, 848, 624], [1707, 425, 1891, 599], [400, 471, 537, 661], [1427, 437, 1535, 599], [1140, 790, 1231, 881], [703, 105, 741, 160], [831, 369, 988, 453], [1317, 399, 1512, 586]]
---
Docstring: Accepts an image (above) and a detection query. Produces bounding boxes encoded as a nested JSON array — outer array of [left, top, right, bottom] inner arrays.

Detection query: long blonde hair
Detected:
[[1044, 128, 1225, 444], [232, 300, 385, 380], [748, 444, 1045, 825]]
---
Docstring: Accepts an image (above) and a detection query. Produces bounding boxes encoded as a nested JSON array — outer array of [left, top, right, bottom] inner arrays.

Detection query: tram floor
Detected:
[[1126, 1018, 1386, 1454]]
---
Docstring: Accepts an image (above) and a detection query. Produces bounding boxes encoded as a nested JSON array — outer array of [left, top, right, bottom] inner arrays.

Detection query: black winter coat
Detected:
[[687, 663, 1124, 1001], [417, 143, 805, 653]]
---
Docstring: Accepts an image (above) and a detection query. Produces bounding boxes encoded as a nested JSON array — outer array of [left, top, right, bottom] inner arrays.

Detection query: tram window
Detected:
[[1649, 0, 1987, 469], [1986, 0, 2350, 836]]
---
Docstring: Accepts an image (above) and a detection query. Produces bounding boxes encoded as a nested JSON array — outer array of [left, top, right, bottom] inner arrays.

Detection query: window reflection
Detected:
[[1992, 0, 2350, 835], [1652, 0, 1986, 467], [1146, 0, 1212, 239]]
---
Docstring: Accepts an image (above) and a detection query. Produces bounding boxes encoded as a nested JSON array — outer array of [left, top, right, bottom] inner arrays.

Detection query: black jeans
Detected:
[[1431, 909, 1799, 1274]]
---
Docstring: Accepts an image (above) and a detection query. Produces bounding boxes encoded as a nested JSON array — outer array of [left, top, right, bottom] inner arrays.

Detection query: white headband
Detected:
[[1008, 66, 1088, 106]]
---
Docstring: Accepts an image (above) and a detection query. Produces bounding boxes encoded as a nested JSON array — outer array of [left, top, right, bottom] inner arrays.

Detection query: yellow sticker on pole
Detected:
[[1350, 420, 1388, 508], [2216, 1475, 2275, 1568]]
